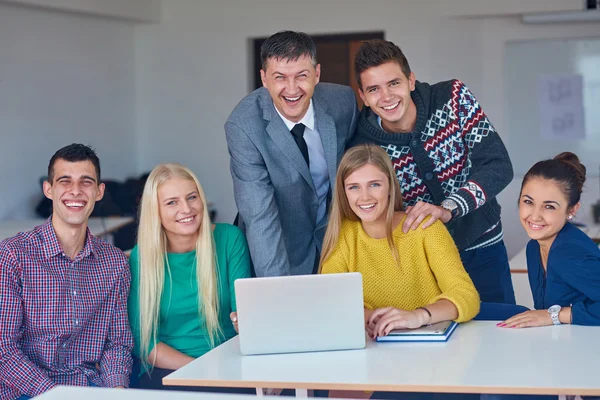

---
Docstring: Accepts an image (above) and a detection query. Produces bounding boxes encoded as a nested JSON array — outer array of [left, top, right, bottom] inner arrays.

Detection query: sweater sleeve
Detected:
[[423, 220, 480, 322], [225, 225, 252, 313], [552, 244, 600, 326], [445, 80, 513, 218]]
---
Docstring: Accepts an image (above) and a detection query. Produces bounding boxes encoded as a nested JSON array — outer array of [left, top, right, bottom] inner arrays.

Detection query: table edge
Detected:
[[162, 377, 600, 395]]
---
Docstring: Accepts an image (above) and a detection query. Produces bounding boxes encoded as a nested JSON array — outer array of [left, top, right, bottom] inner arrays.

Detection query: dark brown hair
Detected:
[[354, 39, 411, 89], [520, 152, 586, 208], [48, 143, 101, 183], [260, 31, 317, 71]]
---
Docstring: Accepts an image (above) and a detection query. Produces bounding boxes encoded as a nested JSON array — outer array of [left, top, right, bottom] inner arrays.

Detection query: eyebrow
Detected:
[[365, 78, 400, 92], [345, 179, 384, 186], [521, 195, 561, 206], [271, 69, 309, 76], [543, 201, 561, 206], [162, 191, 199, 203], [55, 175, 97, 183], [81, 175, 97, 182]]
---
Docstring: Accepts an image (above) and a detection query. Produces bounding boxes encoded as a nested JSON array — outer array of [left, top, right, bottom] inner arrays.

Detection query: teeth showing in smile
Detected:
[[177, 216, 194, 223], [359, 204, 375, 210], [382, 102, 399, 110], [284, 96, 301, 102], [528, 222, 544, 229], [65, 202, 84, 208]]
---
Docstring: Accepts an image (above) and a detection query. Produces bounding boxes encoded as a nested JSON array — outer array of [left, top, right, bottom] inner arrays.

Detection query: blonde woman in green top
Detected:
[[128, 163, 252, 392]]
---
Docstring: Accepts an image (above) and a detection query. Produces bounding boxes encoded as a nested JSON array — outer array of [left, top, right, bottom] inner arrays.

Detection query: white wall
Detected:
[[0, 0, 160, 22], [0, 3, 137, 220], [439, 0, 581, 16], [134, 0, 600, 257], [3, 0, 596, 257]]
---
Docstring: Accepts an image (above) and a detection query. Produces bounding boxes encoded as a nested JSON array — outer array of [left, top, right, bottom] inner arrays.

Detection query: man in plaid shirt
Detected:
[[0, 144, 133, 399]]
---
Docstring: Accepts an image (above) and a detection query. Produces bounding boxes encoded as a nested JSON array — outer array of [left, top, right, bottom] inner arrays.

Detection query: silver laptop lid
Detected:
[[235, 272, 365, 355]]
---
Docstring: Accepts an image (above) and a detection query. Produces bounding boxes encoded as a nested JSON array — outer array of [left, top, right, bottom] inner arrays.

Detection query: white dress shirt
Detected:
[[276, 100, 330, 224]]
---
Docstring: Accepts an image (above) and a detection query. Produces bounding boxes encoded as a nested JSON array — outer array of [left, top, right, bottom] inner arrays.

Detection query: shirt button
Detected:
[[75, 319, 79, 325], [73, 290, 76, 296], [425, 172, 434, 180], [411, 140, 418, 147], [62, 344, 66, 348]]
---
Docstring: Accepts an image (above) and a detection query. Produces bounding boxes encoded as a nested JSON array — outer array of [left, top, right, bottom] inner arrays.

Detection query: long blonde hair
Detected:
[[136, 163, 221, 369], [320, 144, 404, 270]]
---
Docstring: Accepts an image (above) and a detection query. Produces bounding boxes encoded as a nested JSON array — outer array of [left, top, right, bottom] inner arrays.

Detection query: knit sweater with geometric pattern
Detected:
[[321, 216, 480, 323], [350, 79, 513, 251]]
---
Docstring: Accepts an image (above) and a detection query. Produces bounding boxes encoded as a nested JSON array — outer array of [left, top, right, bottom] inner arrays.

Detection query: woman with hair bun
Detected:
[[499, 152, 600, 328]]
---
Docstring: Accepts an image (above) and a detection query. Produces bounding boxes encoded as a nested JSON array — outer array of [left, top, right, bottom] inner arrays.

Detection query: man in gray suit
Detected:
[[225, 31, 358, 277]]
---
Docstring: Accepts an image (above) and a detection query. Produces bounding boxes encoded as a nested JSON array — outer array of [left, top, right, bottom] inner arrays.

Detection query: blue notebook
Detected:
[[375, 321, 458, 342]]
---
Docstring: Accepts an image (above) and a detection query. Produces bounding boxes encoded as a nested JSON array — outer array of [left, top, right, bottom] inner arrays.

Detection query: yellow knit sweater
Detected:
[[321, 216, 480, 322]]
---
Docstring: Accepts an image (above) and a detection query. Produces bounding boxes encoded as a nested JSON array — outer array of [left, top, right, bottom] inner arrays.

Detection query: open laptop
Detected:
[[234, 272, 366, 355]]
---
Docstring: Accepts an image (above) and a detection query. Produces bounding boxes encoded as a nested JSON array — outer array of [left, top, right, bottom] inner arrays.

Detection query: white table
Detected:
[[35, 386, 258, 399], [0, 216, 134, 242], [164, 321, 600, 397]]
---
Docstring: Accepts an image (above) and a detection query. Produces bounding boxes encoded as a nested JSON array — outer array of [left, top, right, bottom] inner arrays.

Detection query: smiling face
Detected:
[[344, 163, 390, 229], [43, 159, 104, 230], [519, 177, 580, 245], [260, 54, 321, 123], [358, 61, 416, 133], [157, 177, 204, 245]]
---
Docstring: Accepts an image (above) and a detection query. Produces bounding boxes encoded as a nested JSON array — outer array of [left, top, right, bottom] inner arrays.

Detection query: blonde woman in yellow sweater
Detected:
[[320, 144, 480, 340]]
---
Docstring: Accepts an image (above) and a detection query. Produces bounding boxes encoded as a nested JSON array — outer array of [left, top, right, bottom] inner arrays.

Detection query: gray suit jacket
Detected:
[[225, 83, 358, 276]]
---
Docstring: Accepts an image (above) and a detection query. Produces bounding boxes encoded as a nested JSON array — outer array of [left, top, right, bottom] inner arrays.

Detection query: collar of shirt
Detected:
[[275, 99, 315, 132], [41, 216, 95, 260], [377, 115, 384, 130]]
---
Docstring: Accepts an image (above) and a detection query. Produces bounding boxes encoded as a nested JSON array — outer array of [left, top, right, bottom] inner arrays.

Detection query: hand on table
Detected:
[[497, 310, 552, 329], [367, 307, 428, 338]]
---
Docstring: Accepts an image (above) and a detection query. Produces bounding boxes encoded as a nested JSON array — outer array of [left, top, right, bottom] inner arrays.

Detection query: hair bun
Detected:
[[554, 152, 586, 192]]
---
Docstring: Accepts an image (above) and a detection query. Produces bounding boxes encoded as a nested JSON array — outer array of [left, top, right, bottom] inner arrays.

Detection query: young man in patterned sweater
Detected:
[[349, 39, 515, 304]]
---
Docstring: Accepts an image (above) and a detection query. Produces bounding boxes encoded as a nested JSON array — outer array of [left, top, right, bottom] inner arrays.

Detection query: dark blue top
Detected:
[[527, 222, 600, 325]]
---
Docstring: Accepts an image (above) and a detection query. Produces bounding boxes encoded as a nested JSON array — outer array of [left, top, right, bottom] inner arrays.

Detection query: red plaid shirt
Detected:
[[0, 218, 133, 399]]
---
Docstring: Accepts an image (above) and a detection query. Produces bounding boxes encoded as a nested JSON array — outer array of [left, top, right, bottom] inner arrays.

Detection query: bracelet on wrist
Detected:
[[417, 306, 432, 326]]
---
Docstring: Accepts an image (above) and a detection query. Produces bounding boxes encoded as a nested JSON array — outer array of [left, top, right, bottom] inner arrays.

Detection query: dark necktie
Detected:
[[290, 123, 310, 166]]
